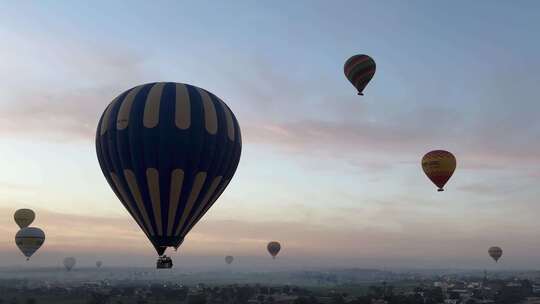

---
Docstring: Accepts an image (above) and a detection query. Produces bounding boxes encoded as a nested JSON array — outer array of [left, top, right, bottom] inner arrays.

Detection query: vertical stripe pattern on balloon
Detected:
[[96, 82, 242, 255]]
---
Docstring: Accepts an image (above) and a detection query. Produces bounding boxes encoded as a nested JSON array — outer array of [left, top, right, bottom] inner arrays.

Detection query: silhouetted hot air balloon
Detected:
[[489, 246, 503, 263], [15, 227, 45, 260], [14, 209, 35, 229], [96, 261, 103, 268], [421, 150, 456, 191], [225, 255, 234, 265], [64, 257, 76, 271], [344, 54, 376, 96], [95, 82, 242, 267], [267, 241, 281, 259]]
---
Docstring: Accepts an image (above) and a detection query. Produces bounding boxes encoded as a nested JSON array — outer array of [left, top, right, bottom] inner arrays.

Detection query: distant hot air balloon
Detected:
[[489, 246, 503, 263], [344, 54, 376, 96], [421, 150, 456, 191], [14, 209, 35, 229], [225, 255, 234, 265], [267, 241, 281, 259], [96, 261, 103, 268], [15, 227, 45, 260], [64, 257, 76, 271], [95, 82, 242, 267]]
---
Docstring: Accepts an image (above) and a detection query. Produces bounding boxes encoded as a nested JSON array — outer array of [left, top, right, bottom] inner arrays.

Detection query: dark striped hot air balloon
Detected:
[[488, 246, 503, 263], [95, 82, 242, 267], [15, 227, 45, 260], [344, 54, 376, 95], [267, 241, 281, 259], [421, 150, 456, 192]]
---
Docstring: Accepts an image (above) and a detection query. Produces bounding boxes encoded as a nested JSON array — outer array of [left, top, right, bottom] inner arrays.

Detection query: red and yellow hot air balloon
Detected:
[[421, 150, 456, 192], [344, 54, 376, 96]]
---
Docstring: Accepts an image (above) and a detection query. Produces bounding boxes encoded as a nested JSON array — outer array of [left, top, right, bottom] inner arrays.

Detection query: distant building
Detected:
[[523, 297, 540, 304], [533, 284, 540, 294]]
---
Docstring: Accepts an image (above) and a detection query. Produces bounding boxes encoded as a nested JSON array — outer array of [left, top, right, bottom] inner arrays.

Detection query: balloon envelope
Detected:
[[421, 150, 456, 191], [488, 246, 503, 262], [14, 209, 35, 229], [15, 227, 45, 259], [64, 257, 76, 271], [225, 255, 234, 264], [96, 82, 242, 256], [96, 261, 103, 268], [344, 54, 376, 95], [267, 241, 281, 259]]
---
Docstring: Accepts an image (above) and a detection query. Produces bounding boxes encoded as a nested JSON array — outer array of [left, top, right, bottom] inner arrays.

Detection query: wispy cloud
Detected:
[[0, 29, 153, 142], [1, 28, 539, 173]]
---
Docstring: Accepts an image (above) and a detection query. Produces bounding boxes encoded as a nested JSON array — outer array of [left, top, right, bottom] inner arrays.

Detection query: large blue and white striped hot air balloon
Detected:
[[95, 82, 242, 268]]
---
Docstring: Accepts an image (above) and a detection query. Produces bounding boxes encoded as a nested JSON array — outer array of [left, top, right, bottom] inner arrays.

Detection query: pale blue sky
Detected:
[[0, 1, 539, 268]]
